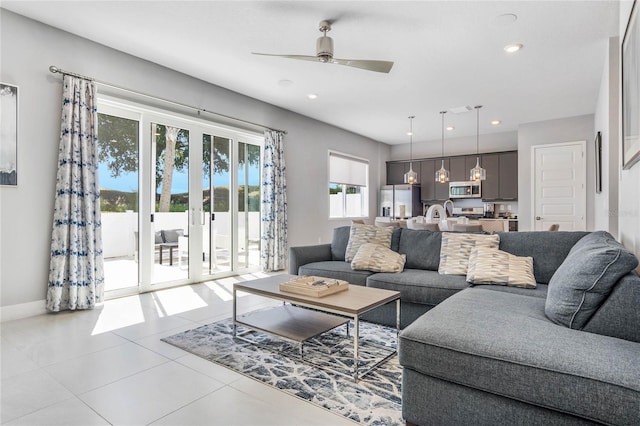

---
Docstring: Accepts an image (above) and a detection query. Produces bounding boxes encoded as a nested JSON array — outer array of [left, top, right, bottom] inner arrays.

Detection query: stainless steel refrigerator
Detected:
[[379, 185, 421, 219]]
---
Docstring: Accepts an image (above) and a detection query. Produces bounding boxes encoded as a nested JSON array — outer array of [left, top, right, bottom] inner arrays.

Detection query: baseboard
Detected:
[[0, 299, 47, 322]]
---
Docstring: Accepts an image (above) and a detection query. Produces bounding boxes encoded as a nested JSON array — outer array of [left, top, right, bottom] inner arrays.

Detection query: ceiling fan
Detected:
[[252, 20, 394, 74]]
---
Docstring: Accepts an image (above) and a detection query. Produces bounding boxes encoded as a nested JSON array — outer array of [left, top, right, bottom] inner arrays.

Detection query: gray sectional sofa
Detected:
[[288, 226, 640, 425]]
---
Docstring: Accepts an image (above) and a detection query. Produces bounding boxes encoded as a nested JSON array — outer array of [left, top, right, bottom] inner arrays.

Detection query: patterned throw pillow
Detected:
[[438, 233, 500, 275], [351, 243, 406, 273], [466, 247, 536, 288], [345, 224, 394, 262]]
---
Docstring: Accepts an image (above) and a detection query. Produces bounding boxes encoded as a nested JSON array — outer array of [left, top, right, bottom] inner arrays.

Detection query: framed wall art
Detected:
[[622, 0, 640, 169], [0, 82, 18, 186]]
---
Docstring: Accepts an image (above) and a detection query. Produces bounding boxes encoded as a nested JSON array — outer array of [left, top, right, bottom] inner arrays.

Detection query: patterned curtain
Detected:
[[47, 75, 104, 312], [261, 130, 288, 271]]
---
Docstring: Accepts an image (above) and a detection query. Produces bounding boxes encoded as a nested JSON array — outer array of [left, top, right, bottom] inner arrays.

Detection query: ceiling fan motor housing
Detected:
[[316, 36, 334, 61]]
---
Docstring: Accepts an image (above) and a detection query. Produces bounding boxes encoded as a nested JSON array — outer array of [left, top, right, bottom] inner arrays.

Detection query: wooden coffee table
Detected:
[[232, 274, 400, 381]]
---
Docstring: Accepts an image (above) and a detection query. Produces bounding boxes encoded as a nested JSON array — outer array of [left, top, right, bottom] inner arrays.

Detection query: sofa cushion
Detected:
[[496, 231, 589, 284], [472, 283, 548, 299], [351, 243, 406, 273], [155, 231, 164, 244], [399, 288, 640, 425], [582, 272, 640, 343], [466, 247, 536, 288], [298, 261, 373, 286], [161, 229, 183, 244], [366, 269, 468, 306], [398, 229, 442, 271], [438, 233, 500, 275], [330, 226, 351, 261], [545, 231, 639, 329], [345, 224, 394, 262]]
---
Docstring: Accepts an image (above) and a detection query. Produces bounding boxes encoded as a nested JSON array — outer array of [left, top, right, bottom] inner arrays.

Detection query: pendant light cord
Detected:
[[409, 115, 415, 165], [475, 105, 482, 155], [440, 111, 446, 158]]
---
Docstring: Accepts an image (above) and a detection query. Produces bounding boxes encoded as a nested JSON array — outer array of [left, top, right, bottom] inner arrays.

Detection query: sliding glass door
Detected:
[[98, 97, 263, 297]]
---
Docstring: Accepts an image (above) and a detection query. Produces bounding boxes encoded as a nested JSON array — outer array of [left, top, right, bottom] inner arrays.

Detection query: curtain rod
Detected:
[[48, 66, 287, 134]]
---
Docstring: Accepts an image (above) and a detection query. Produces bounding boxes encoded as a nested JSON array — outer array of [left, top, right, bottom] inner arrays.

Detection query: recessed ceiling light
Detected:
[[307, 93, 318, 99], [278, 79, 293, 88], [504, 43, 523, 53], [406, 131, 413, 136], [491, 120, 502, 125], [446, 126, 455, 131]]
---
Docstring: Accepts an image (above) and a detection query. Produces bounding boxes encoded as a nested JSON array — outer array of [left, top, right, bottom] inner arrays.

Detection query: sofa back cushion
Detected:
[[582, 272, 640, 343], [398, 229, 442, 271], [496, 231, 589, 284], [331, 226, 351, 261], [545, 231, 639, 329], [161, 229, 183, 244]]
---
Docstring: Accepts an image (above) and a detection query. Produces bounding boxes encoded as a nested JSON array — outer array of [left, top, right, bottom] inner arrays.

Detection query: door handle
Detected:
[[535, 216, 542, 220]]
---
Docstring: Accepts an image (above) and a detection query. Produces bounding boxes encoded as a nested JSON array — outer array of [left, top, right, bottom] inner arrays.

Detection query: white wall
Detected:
[[517, 115, 595, 232], [389, 131, 518, 160], [617, 1, 640, 267], [594, 36, 620, 234], [0, 10, 390, 310]]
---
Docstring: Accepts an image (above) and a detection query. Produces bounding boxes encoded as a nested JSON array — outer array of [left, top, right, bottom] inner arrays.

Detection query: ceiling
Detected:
[[2, 1, 622, 145]]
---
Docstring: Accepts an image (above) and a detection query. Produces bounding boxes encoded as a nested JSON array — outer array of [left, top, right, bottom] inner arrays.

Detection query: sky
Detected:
[[98, 166, 260, 193]]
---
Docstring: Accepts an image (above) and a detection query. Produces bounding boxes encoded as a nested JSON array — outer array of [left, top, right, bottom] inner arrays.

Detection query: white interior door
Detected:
[[532, 141, 586, 231]]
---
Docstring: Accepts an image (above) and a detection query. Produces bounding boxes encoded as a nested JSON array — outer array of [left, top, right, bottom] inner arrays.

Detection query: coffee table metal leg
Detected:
[[396, 299, 401, 337], [232, 288, 237, 337], [353, 315, 359, 381]]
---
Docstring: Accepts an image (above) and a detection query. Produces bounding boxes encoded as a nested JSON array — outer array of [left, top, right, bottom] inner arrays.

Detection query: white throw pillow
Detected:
[[438, 233, 500, 275], [344, 224, 394, 262], [466, 247, 536, 288], [351, 243, 406, 273]]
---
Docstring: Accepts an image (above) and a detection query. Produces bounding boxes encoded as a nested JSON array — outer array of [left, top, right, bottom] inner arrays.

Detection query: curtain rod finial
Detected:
[[49, 65, 59, 73]]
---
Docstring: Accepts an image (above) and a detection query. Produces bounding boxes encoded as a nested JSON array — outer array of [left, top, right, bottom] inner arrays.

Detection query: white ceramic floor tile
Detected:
[[78, 361, 224, 425], [230, 376, 356, 425], [15, 330, 129, 367], [0, 369, 74, 423], [110, 314, 196, 341], [174, 353, 244, 385], [132, 324, 206, 360], [4, 397, 109, 426], [44, 342, 169, 394], [151, 382, 355, 426], [1, 337, 40, 380]]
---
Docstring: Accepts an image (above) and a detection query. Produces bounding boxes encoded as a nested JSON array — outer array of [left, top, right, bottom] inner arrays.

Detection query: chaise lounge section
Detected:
[[289, 226, 640, 424]]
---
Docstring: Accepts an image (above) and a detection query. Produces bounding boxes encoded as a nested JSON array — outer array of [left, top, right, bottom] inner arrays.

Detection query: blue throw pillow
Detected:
[[545, 231, 638, 329]]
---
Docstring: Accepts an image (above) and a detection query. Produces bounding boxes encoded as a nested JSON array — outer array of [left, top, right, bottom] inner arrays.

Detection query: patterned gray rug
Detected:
[[161, 317, 403, 425]]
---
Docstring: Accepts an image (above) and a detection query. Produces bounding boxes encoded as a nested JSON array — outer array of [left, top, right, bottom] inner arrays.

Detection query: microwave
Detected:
[[449, 181, 481, 198]]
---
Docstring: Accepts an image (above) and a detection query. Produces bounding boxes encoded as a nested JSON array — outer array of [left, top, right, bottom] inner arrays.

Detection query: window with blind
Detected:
[[329, 151, 369, 218]]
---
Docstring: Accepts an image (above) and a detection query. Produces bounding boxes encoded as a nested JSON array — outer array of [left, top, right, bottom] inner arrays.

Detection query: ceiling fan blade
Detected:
[[332, 58, 394, 73], [252, 53, 321, 63]]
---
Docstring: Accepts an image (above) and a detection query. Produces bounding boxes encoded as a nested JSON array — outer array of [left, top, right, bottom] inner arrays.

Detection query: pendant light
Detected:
[[435, 111, 450, 183], [404, 115, 418, 185], [470, 105, 486, 181]]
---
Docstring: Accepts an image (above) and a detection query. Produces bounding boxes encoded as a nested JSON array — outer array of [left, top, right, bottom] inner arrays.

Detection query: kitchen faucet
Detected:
[[442, 199, 454, 218]]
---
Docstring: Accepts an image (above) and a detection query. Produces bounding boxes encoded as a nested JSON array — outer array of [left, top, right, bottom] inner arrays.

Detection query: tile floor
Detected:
[[0, 273, 355, 425]]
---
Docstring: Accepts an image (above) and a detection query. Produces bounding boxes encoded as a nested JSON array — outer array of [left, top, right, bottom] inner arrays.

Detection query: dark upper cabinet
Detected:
[[480, 154, 500, 200], [420, 160, 435, 201], [389, 151, 517, 200], [449, 157, 467, 182], [499, 152, 518, 200], [387, 162, 408, 185]]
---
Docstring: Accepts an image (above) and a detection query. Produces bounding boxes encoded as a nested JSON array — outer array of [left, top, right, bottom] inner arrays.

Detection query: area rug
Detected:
[[162, 318, 403, 425]]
